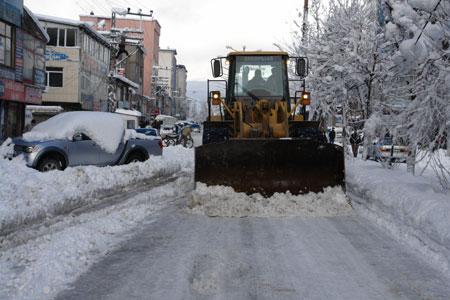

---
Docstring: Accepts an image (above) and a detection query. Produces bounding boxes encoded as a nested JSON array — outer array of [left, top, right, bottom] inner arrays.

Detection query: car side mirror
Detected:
[[211, 59, 222, 78], [73, 133, 83, 141], [296, 58, 308, 77]]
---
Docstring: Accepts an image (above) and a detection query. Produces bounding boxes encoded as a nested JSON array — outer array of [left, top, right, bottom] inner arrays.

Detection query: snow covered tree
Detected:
[[375, 0, 450, 189]]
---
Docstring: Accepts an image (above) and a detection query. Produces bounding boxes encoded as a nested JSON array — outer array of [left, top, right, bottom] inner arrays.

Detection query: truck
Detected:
[[9, 111, 163, 172], [195, 51, 345, 196]]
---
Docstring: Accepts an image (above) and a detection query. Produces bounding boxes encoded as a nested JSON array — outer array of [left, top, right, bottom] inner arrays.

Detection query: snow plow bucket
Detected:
[[195, 139, 345, 196]]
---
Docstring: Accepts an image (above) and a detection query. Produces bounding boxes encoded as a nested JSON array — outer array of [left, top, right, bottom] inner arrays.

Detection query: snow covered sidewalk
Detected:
[[0, 146, 194, 235], [346, 155, 450, 277]]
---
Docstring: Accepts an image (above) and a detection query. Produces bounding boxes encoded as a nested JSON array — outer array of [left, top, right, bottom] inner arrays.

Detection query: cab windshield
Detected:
[[231, 55, 286, 100]]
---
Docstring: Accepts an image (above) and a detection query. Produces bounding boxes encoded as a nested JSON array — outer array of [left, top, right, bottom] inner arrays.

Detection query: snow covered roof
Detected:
[[111, 74, 140, 89], [24, 6, 50, 43], [115, 108, 142, 117], [23, 111, 126, 153], [36, 14, 111, 46], [26, 105, 63, 112]]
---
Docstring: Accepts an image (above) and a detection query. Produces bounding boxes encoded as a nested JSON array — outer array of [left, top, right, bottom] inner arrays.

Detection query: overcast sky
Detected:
[[24, 0, 304, 81]]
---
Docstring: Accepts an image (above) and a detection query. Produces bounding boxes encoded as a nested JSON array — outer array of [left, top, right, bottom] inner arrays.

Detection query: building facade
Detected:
[[37, 15, 111, 112], [175, 64, 187, 119], [79, 14, 160, 100], [0, 2, 49, 141], [157, 48, 177, 115]]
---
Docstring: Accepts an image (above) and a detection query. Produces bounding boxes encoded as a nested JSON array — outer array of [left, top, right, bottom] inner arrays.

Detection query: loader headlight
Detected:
[[225, 59, 230, 66], [25, 146, 39, 153], [301, 92, 310, 105], [212, 91, 220, 99], [211, 91, 221, 105]]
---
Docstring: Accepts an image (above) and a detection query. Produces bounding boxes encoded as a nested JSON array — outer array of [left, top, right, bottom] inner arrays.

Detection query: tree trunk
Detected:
[[406, 144, 416, 175]]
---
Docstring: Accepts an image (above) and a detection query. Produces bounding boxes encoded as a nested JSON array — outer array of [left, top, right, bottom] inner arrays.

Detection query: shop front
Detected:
[[0, 79, 43, 140]]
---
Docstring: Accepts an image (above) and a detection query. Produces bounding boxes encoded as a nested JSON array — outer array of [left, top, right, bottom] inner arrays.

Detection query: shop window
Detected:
[[46, 67, 63, 87], [0, 21, 14, 68]]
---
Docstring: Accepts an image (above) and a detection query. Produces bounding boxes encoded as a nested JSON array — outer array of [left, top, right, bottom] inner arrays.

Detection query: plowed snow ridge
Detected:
[[188, 183, 354, 217]]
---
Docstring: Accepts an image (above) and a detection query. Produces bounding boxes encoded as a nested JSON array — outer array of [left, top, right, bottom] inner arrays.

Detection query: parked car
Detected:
[[190, 124, 201, 133], [8, 111, 163, 172], [367, 137, 408, 163], [135, 128, 159, 137]]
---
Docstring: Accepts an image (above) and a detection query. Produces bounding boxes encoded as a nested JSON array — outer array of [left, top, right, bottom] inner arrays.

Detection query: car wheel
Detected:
[[184, 138, 194, 148], [38, 157, 63, 172], [125, 152, 145, 164]]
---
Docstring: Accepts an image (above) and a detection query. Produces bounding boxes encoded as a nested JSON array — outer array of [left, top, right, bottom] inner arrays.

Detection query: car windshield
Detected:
[[232, 55, 286, 100], [381, 137, 393, 145], [136, 129, 156, 136]]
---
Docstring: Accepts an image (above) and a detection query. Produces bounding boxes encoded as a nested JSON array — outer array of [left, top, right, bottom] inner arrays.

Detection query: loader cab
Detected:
[[226, 53, 290, 110]]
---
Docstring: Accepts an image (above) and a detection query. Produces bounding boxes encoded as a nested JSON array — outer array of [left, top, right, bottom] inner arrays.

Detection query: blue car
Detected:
[[135, 128, 159, 137]]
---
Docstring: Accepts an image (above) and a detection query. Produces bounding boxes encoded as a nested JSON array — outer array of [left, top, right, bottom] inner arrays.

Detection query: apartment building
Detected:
[[37, 14, 112, 111]]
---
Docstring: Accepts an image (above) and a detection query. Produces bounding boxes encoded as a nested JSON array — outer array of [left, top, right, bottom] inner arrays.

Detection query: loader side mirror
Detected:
[[296, 58, 308, 77], [212, 59, 223, 78]]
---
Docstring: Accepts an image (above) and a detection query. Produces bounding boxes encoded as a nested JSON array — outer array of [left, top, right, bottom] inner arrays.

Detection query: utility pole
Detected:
[[302, 0, 309, 43], [108, 8, 153, 111]]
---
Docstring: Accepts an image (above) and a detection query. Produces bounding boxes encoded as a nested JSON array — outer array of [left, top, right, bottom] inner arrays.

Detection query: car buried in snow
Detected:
[[9, 111, 163, 172]]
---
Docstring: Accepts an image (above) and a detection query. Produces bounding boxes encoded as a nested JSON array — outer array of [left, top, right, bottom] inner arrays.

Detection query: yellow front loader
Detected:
[[195, 52, 345, 196]]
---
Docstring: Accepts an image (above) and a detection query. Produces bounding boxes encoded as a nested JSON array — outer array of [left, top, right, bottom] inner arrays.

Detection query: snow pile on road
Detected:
[[0, 146, 193, 234], [188, 183, 354, 218], [0, 177, 188, 300]]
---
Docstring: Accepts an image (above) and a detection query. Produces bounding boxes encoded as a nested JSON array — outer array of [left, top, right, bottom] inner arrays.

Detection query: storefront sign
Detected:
[[34, 69, 45, 88], [0, 0, 22, 27], [0, 66, 15, 81], [0, 78, 24, 102], [46, 49, 69, 61], [24, 86, 42, 105], [15, 28, 23, 82]]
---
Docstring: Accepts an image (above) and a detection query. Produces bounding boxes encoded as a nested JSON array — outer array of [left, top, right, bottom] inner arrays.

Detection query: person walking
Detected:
[[24, 119, 36, 133], [328, 127, 336, 144], [350, 130, 360, 157]]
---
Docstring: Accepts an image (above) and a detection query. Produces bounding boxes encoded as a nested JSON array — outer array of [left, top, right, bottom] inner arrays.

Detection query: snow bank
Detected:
[[188, 183, 354, 218], [23, 112, 126, 153], [0, 146, 193, 234], [346, 157, 450, 275]]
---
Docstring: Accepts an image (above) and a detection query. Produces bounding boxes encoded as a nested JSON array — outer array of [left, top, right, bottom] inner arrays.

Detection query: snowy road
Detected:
[[55, 196, 450, 300]]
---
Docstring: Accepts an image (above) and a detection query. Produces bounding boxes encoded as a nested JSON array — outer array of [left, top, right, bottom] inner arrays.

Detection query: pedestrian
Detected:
[[24, 119, 36, 133], [350, 130, 360, 157], [153, 119, 161, 134], [328, 127, 336, 144], [180, 126, 192, 147]]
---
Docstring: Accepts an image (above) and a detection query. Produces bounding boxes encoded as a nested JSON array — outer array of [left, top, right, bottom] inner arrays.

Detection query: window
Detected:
[[58, 28, 65, 46], [66, 29, 76, 47], [46, 27, 78, 47], [0, 21, 14, 67], [47, 28, 57, 46], [45, 67, 63, 87], [23, 33, 46, 84]]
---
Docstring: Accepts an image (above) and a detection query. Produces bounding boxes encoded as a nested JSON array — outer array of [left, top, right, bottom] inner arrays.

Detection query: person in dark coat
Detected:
[[328, 127, 336, 144], [350, 130, 361, 157]]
